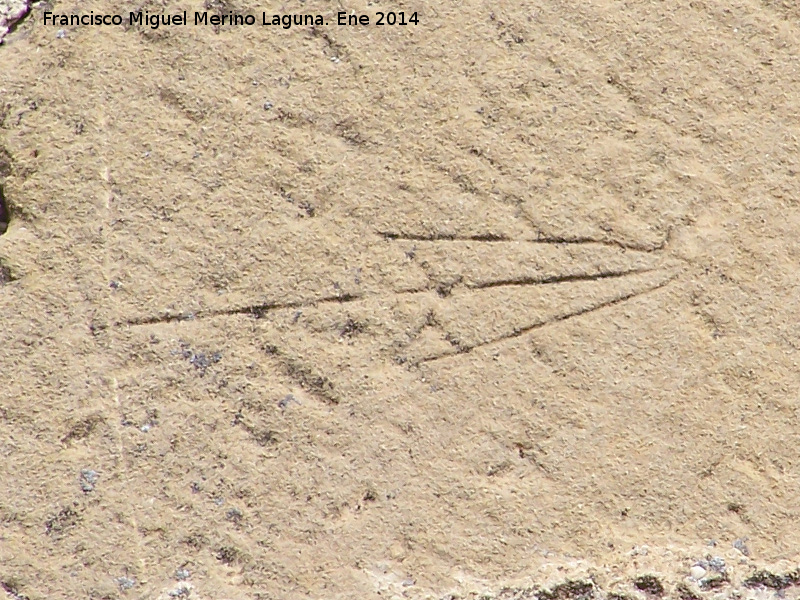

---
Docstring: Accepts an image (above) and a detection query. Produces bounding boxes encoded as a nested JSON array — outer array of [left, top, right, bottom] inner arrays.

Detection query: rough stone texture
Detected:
[[1, 0, 800, 598]]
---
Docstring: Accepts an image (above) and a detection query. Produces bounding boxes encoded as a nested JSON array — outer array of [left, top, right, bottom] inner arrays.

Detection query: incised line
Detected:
[[467, 267, 658, 290], [378, 228, 673, 253], [105, 266, 661, 330], [414, 270, 682, 365]]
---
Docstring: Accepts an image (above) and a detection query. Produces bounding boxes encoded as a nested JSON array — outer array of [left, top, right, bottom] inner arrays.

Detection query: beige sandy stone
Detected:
[[1, 1, 800, 599]]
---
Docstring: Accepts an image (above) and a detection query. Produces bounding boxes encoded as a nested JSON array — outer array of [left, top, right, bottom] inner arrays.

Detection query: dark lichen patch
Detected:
[[0, 145, 13, 234], [744, 570, 800, 590], [225, 507, 243, 524], [297, 199, 315, 217], [339, 316, 366, 338], [538, 580, 595, 600], [237, 423, 276, 447], [495, 586, 537, 599], [633, 575, 664, 596], [182, 532, 208, 550], [216, 545, 245, 566], [674, 583, 701, 600], [0, 260, 13, 283], [0, 183, 9, 235], [178, 341, 222, 376], [0, 147, 12, 178], [1, 578, 30, 600], [436, 281, 455, 298], [487, 460, 512, 477], [726, 501, 744, 514], [45, 504, 82, 537], [61, 414, 105, 444], [698, 574, 728, 590]]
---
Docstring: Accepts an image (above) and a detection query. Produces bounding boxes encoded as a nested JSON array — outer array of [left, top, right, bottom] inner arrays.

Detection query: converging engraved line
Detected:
[[468, 267, 659, 290], [111, 269, 654, 329], [116, 293, 363, 327], [107, 265, 672, 331], [415, 270, 682, 364]]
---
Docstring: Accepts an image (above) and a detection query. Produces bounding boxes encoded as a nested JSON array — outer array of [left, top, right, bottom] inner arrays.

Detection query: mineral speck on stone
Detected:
[[116, 576, 135, 590], [707, 556, 726, 573], [79, 469, 99, 493], [0, 0, 29, 43], [278, 393, 300, 409], [177, 341, 222, 376], [733, 538, 751, 557], [168, 584, 192, 597]]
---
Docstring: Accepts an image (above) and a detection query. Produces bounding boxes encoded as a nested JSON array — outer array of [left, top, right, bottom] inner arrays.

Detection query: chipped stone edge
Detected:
[[437, 562, 800, 600], [0, 0, 30, 43], [361, 545, 800, 600]]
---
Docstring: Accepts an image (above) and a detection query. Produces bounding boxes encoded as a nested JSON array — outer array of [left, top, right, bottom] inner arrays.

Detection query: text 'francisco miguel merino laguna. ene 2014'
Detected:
[[43, 10, 420, 29]]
